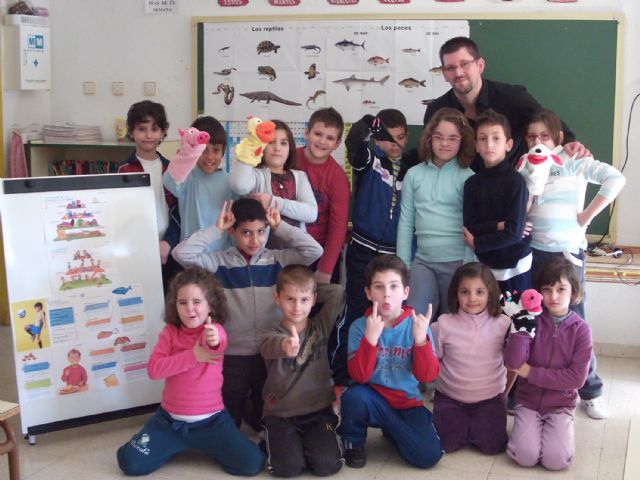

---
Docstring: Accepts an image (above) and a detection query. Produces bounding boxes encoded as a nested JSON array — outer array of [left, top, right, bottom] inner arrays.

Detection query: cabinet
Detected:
[[3, 15, 51, 90], [25, 140, 180, 177]]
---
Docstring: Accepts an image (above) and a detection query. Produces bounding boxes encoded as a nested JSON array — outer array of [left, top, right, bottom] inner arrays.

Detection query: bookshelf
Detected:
[[25, 140, 180, 177]]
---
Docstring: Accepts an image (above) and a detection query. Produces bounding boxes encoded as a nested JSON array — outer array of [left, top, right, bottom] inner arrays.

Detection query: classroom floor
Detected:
[[1, 324, 638, 480]]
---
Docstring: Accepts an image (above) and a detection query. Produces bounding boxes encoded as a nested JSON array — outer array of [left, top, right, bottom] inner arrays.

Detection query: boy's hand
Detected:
[[462, 226, 475, 250], [563, 141, 591, 160], [193, 338, 216, 363], [412, 305, 432, 346], [364, 301, 385, 347], [216, 200, 235, 231], [281, 324, 300, 357], [515, 362, 531, 378], [577, 210, 592, 228], [266, 207, 281, 231], [159, 240, 171, 265], [249, 192, 272, 211], [204, 315, 219, 348]]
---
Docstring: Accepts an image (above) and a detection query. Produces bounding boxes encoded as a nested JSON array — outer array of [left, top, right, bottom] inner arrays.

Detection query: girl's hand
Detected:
[[193, 339, 216, 363], [249, 192, 272, 211], [204, 316, 219, 348], [159, 240, 170, 265], [281, 324, 300, 357], [215, 200, 235, 231], [462, 226, 475, 249], [515, 362, 531, 378], [412, 305, 432, 346], [266, 207, 281, 231], [364, 302, 384, 347]]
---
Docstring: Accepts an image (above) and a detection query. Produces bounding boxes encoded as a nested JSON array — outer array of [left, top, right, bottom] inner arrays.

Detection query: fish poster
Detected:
[[203, 19, 469, 124]]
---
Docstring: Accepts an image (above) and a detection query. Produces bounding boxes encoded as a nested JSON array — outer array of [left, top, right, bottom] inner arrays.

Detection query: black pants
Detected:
[[263, 407, 343, 477], [222, 354, 267, 432]]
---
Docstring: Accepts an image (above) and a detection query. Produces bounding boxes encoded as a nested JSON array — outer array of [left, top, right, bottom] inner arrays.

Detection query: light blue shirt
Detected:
[[397, 160, 474, 265]]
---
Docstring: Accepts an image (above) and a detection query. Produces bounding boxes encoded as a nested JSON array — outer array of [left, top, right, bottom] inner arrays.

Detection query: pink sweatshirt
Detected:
[[148, 322, 227, 415], [431, 310, 511, 403]]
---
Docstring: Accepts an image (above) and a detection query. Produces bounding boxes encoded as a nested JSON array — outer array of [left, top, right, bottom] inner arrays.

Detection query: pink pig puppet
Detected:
[[167, 127, 210, 183], [516, 144, 564, 197]]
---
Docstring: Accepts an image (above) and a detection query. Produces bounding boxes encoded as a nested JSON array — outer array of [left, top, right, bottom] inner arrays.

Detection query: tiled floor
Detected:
[[1, 324, 638, 480]]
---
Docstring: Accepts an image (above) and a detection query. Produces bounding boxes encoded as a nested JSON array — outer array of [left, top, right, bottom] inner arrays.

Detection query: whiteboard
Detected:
[[0, 174, 164, 435]]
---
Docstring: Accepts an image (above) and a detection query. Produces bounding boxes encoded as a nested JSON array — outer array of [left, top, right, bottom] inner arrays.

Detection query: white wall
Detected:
[[2, 0, 640, 347]]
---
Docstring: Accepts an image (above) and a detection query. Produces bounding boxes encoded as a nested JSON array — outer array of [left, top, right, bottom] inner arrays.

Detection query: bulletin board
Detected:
[[193, 14, 623, 238]]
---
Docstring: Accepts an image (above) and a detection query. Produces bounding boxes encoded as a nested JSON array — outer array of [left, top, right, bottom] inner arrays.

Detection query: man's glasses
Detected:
[[442, 59, 478, 75]]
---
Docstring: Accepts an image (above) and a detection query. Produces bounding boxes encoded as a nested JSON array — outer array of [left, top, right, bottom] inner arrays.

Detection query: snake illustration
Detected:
[[212, 83, 235, 105]]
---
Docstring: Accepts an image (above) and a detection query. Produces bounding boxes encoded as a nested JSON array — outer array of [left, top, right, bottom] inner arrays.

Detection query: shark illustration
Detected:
[[332, 74, 390, 91]]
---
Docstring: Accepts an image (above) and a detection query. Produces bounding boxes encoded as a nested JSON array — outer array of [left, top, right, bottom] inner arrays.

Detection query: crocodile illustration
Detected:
[[239, 91, 301, 106]]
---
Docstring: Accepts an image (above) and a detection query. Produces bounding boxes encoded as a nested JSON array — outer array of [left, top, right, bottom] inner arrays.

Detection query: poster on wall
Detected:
[[203, 19, 469, 124], [1, 174, 164, 436]]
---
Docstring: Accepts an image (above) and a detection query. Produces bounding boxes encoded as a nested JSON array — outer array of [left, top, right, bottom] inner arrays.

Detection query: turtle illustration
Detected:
[[257, 40, 280, 54]]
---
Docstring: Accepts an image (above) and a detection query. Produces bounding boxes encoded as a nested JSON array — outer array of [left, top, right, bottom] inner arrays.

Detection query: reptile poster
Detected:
[[203, 19, 468, 125]]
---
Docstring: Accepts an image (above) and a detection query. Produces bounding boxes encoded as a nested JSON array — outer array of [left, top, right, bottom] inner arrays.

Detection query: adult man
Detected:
[[424, 36, 606, 420], [424, 36, 584, 171]]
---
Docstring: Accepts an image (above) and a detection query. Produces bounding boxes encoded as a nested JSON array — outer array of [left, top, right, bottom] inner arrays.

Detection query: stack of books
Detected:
[[43, 123, 101, 143]]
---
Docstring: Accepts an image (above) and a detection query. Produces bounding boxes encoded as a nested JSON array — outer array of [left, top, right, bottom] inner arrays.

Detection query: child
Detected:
[[296, 107, 350, 284], [260, 265, 344, 477], [229, 119, 317, 249], [397, 107, 476, 316], [430, 262, 511, 453], [524, 108, 625, 419], [117, 266, 264, 476], [163, 115, 232, 251], [172, 198, 322, 432], [24, 301, 46, 348], [338, 254, 443, 469], [463, 109, 532, 296], [60, 348, 88, 393], [504, 258, 592, 470], [118, 100, 181, 291]]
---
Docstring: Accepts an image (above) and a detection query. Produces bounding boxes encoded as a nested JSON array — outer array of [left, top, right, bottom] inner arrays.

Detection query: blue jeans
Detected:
[[337, 385, 443, 468], [117, 408, 264, 476], [531, 248, 602, 400]]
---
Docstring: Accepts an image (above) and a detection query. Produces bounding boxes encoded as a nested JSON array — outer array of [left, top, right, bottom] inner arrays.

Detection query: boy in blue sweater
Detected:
[[332, 110, 419, 386], [338, 254, 442, 469]]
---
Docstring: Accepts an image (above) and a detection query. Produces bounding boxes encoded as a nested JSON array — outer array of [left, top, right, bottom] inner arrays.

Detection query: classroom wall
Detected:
[[2, 0, 640, 348]]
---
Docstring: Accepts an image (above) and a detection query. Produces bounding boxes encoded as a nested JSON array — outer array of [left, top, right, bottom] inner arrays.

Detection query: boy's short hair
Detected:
[[68, 348, 81, 358], [447, 262, 502, 317], [34, 302, 43, 309], [192, 115, 227, 152], [534, 257, 583, 305], [377, 109, 407, 130], [308, 107, 344, 139], [475, 109, 512, 140], [276, 264, 317, 293], [524, 108, 563, 146], [365, 254, 409, 288], [420, 107, 475, 168], [231, 197, 267, 228], [126, 100, 169, 137], [439, 36, 481, 64]]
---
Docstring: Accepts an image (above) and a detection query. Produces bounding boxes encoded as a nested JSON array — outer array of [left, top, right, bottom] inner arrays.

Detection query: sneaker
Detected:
[[344, 447, 366, 468], [583, 397, 608, 419]]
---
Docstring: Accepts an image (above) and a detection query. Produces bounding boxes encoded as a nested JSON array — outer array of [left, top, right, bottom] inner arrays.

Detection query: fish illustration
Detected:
[[306, 89, 326, 108], [335, 39, 365, 51], [218, 46, 230, 53], [333, 74, 389, 91], [213, 68, 237, 76], [258, 66, 277, 81], [304, 63, 319, 79], [429, 66, 444, 73], [398, 77, 426, 88], [362, 99, 376, 105], [257, 40, 280, 54], [402, 48, 421, 53], [301, 44, 321, 53], [112, 286, 132, 295], [368, 56, 390, 65]]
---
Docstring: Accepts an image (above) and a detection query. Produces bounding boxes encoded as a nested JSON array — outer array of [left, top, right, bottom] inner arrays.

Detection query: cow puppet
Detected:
[[515, 144, 564, 196]]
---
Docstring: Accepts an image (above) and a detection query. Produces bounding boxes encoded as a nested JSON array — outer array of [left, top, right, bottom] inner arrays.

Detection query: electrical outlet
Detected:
[[143, 81, 157, 96], [112, 81, 125, 96], [83, 81, 96, 95]]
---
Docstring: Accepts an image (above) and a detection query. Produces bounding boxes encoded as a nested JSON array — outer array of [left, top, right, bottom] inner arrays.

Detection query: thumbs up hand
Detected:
[[281, 324, 300, 357], [204, 315, 220, 348]]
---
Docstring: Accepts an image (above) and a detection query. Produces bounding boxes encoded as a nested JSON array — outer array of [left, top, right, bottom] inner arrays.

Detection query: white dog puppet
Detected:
[[515, 144, 564, 195]]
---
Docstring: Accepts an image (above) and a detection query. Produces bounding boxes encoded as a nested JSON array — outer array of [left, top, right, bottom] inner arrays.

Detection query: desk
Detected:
[[0, 401, 20, 480]]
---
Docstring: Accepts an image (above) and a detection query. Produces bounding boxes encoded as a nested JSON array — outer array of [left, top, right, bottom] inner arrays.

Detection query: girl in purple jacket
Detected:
[[504, 258, 592, 470]]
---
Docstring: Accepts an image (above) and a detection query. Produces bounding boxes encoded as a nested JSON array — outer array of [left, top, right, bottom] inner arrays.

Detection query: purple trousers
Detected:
[[507, 405, 575, 470], [432, 390, 507, 454]]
